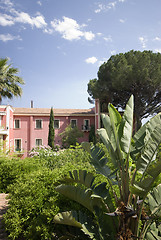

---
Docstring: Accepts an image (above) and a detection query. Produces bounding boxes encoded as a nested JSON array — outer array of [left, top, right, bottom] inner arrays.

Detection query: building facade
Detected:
[[0, 104, 100, 158]]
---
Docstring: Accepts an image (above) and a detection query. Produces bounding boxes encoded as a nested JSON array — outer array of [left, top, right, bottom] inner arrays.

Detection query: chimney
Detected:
[[31, 100, 33, 108]]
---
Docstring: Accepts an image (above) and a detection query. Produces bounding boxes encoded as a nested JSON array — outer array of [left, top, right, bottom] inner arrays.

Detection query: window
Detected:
[[14, 119, 20, 129], [36, 119, 42, 129], [54, 120, 60, 129], [71, 119, 77, 128], [15, 139, 22, 151], [84, 119, 90, 130], [82, 119, 90, 131], [35, 139, 42, 147]]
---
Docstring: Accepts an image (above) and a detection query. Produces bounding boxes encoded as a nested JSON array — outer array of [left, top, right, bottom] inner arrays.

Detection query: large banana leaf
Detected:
[[131, 159, 161, 198], [108, 103, 123, 164], [64, 170, 95, 188], [119, 95, 134, 155], [145, 222, 161, 240], [82, 142, 116, 178], [147, 184, 161, 217], [55, 184, 105, 212], [108, 103, 122, 140], [130, 122, 147, 158], [136, 113, 161, 176], [101, 113, 116, 151], [54, 210, 117, 240], [60, 169, 111, 199], [54, 211, 82, 228], [141, 185, 161, 239], [54, 210, 101, 240], [96, 128, 118, 168]]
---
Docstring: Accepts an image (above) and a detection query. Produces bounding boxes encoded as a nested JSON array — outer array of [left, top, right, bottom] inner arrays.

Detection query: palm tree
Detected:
[[0, 58, 25, 102]]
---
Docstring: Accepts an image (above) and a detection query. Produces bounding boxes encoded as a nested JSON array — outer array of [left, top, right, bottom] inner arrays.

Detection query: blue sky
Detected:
[[0, 0, 161, 109]]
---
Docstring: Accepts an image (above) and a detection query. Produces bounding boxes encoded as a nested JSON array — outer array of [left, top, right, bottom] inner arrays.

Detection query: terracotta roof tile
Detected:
[[13, 107, 95, 116]]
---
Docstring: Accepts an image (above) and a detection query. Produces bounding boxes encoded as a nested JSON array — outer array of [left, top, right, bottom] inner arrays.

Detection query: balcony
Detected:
[[82, 125, 90, 132], [0, 126, 8, 135]]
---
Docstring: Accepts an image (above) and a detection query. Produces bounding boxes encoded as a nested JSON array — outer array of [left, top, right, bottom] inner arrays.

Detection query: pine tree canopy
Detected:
[[88, 50, 161, 125]]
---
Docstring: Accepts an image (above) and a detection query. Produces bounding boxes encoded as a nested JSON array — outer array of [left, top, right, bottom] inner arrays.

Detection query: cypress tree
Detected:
[[48, 107, 55, 149]]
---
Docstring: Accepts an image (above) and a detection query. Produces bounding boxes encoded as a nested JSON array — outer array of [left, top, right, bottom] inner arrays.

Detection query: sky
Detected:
[[0, 0, 161, 109]]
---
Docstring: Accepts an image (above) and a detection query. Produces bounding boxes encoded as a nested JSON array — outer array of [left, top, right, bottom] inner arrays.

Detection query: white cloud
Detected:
[[37, 1, 42, 6], [109, 1, 117, 8], [0, 0, 47, 29], [139, 36, 147, 48], [95, 4, 104, 13], [14, 11, 47, 28], [119, 19, 125, 23], [98, 59, 108, 66], [51, 16, 95, 41], [153, 37, 161, 41], [104, 35, 112, 42], [119, 0, 125, 2], [32, 15, 47, 28], [0, 33, 22, 42], [85, 57, 98, 64], [155, 49, 161, 53], [110, 50, 116, 55], [0, 13, 14, 26], [43, 28, 53, 34], [84, 31, 95, 41], [1, 0, 13, 8], [97, 32, 102, 36], [95, 1, 118, 13]]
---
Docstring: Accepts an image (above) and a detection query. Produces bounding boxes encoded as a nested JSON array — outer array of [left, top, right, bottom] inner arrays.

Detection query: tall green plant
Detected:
[[89, 125, 97, 144], [48, 107, 55, 149], [53, 95, 161, 240], [60, 125, 83, 148]]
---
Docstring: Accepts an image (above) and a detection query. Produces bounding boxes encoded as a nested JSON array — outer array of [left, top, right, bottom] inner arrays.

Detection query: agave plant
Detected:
[[53, 95, 161, 240]]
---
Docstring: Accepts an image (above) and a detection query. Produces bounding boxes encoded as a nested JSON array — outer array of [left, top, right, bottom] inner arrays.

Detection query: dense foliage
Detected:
[[48, 107, 55, 149], [60, 125, 84, 148], [1, 94, 161, 239], [29, 145, 57, 158], [88, 50, 161, 129], [1, 146, 98, 239], [0, 156, 42, 192], [54, 96, 161, 240], [89, 124, 97, 144], [0, 58, 25, 102]]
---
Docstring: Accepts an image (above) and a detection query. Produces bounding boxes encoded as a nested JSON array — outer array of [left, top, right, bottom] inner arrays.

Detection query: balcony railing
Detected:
[[82, 125, 90, 131]]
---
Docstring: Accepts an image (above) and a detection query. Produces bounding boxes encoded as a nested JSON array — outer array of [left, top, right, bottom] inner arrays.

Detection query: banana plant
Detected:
[[53, 95, 161, 239]]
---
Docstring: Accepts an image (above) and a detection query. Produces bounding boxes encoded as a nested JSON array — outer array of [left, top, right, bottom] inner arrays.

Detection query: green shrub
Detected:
[[0, 156, 42, 192], [4, 146, 98, 239], [60, 125, 84, 148]]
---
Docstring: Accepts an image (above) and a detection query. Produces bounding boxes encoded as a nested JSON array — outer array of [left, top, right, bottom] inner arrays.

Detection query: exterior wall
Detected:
[[0, 105, 96, 158], [54, 116, 69, 145], [13, 116, 30, 156], [8, 107, 14, 151], [95, 99, 100, 130], [0, 106, 14, 151], [12, 114, 95, 158]]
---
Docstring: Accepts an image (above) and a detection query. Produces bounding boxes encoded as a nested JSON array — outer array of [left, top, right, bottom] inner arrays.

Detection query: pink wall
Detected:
[[95, 99, 100, 130], [9, 108, 14, 149], [0, 106, 96, 158], [12, 114, 95, 158]]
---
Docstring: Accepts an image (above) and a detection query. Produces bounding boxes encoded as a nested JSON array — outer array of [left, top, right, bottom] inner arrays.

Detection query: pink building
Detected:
[[0, 104, 100, 158]]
